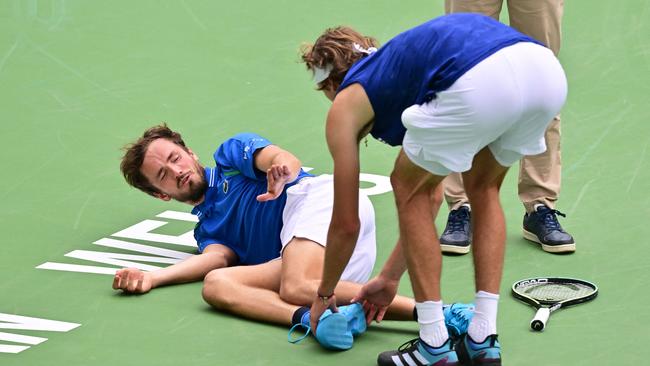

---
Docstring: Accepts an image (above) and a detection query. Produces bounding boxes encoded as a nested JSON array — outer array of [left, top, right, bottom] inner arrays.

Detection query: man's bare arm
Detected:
[[112, 244, 237, 294]]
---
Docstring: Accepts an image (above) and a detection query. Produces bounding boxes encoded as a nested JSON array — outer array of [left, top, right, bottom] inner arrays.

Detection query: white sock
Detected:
[[461, 203, 471, 211], [467, 291, 499, 342], [415, 300, 448, 348]]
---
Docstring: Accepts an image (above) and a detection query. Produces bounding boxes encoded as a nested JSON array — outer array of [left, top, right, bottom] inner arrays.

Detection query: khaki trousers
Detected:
[[442, 0, 565, 213]]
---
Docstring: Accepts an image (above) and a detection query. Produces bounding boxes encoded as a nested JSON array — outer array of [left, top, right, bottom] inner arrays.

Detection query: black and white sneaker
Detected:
[[377, 338, 459, 366]]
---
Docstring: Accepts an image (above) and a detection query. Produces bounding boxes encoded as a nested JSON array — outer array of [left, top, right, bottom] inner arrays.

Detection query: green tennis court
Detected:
[[1, 0, 649, 364]]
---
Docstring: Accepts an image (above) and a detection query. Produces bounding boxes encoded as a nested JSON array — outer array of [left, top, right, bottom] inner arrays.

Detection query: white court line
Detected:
[[626, 139, 649, 193], [180, 0, 207, 30], [0, 40, 19, 76]]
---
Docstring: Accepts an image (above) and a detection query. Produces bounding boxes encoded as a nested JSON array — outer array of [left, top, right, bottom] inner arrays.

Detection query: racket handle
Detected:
[[531, 307, 550, 331]]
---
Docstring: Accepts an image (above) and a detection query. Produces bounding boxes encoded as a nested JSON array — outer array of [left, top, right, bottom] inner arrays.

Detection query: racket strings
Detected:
[[522, 283, 594, 302]]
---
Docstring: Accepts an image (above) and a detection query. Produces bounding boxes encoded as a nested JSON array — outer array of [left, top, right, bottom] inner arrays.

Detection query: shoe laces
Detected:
[[397, 338, 421, 352], [445, 208, 470, 233], [536, 207, 566, 231], [445, 304, 474, 337], [288, 323, 311, 344]]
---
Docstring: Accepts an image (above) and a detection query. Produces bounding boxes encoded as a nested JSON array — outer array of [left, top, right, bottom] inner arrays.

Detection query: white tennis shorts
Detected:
[[402, 42, 568, 175], [280, 174, 377, 283]]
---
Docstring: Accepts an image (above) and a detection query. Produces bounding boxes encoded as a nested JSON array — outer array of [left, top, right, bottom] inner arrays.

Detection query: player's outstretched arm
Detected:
[[112, 244, 236, 294]]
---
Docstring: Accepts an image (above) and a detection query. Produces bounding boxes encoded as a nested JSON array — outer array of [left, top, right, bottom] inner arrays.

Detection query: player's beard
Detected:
[[174, 161, 208, 204], [179, 175, 207, 204]]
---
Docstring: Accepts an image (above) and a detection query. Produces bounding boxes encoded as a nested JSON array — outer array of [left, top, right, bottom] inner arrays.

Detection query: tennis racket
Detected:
[[511, 277, 598, 331]]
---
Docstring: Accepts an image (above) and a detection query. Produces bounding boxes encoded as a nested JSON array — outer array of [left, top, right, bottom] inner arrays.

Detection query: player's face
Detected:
[[140, 138, 207, 204]]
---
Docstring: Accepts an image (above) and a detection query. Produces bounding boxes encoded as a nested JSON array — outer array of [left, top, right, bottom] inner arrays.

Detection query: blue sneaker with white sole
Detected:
[[523, 205, 575, 253], [440, 205, 472, 255]]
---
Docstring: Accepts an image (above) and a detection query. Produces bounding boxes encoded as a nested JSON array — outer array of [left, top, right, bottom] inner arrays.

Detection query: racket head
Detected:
[[511, 277, 598, 307]]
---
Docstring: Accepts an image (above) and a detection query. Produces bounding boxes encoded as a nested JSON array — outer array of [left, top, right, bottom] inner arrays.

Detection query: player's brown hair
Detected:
[[300, 26, 378, 92], [120, 124, 188, 196]]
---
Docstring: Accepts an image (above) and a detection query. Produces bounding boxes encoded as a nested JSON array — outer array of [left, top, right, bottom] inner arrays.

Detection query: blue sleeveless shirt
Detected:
[[338, 13, 542, 146]]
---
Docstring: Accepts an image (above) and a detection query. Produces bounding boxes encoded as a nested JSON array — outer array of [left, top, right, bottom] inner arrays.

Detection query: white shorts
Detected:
[[401, 42, 568, 175], [280, 175, 377, 283]]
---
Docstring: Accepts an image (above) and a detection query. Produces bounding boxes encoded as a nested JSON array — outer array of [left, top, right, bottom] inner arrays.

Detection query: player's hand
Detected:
[[310, 293, 338, 333], [351, 275, 399, 324], [256, 164, 293, 202], [112, 268, 153, 294]]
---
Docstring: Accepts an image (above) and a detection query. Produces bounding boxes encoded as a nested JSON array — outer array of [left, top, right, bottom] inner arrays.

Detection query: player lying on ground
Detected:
[[114, 124, 472, 350]]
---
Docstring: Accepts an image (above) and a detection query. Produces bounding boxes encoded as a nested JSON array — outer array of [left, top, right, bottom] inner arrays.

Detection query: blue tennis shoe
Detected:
[[287, 303, 366, 351], [456, 334, 501, 366], [443, 303, 474, 338], [338, 302, 367, 336]]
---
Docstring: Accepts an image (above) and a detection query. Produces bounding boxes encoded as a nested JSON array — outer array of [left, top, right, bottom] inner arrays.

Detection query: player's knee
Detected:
[[390, 173, 412, 207], [391, 173, 437, 212], [202, 269, 236, 310], [429, 188, 443, 212], [390, 172, 404, 194], [279, 280, 315, 305]]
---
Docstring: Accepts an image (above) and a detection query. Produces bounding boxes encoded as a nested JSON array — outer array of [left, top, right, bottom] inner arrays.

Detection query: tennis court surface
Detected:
[[1, 1, 649, 364]]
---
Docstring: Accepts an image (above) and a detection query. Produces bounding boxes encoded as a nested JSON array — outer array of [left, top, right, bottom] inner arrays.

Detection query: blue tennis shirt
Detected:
[[338, 13, 542, 146], [191, 133, 312, 265]]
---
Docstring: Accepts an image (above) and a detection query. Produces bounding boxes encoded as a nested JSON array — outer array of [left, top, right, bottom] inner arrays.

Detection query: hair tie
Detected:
[[353, 43, 377, 55]]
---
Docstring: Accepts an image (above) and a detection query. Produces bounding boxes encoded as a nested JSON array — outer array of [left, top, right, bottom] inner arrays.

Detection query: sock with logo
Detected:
[[467, 291, 499, 342], [416, 300, 449, 347]]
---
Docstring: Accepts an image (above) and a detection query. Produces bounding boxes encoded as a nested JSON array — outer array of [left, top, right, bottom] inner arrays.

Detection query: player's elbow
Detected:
[[275, 151, 302, 175], [281, 150, 301, 166]]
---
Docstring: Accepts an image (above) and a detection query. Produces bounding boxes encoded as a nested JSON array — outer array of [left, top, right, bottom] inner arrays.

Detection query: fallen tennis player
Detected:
[[114, 124, 472, 350]]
